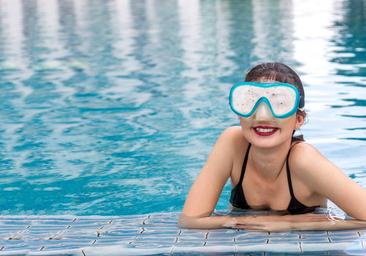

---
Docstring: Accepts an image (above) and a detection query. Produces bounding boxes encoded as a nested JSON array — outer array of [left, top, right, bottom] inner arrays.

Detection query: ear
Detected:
[[295, 113, 304, 130]]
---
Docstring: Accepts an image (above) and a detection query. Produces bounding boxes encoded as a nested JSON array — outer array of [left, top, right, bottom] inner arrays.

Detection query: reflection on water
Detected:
[[0, 0, 365, 215]]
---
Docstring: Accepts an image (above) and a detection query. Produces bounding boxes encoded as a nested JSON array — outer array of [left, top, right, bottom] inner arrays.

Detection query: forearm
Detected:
[[179, 213, 366, 231], [291, 219, 366, 231], [221, 213, 366, 232], [178, 214, 236, 229]]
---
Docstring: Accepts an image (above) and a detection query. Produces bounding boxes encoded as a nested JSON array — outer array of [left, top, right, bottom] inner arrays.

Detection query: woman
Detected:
[[179, 62, 366, 231]]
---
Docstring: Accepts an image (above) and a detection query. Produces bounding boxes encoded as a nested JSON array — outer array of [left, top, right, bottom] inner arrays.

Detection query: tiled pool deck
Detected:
[[0, 213, 365, 255]]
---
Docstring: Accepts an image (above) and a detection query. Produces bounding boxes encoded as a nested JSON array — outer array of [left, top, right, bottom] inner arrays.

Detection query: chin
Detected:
[[249, 129, 289, 148], [251, 139, 279, 148]]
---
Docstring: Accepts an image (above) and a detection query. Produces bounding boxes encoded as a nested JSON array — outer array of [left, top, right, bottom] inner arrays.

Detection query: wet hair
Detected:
[[244, 62, 305, 109]]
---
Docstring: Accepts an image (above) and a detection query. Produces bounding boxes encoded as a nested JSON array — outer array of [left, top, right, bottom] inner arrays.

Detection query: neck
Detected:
[[250, 139, 292, 182]]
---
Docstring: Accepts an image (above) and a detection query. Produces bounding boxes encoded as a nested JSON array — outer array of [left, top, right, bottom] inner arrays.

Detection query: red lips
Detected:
[[252, 125, 278, 136]]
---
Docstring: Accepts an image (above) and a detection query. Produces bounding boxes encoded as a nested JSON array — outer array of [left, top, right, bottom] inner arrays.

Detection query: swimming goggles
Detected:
[[229, 82, 302, 119]]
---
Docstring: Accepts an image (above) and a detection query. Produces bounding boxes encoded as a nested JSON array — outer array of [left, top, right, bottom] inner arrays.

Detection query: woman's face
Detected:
[[239, 106, 303, 148], [239, 80, 304, 148]]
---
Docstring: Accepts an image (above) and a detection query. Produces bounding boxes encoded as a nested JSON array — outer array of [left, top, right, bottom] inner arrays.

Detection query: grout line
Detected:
[[203, 232, 208, 247], [327, 231, 332, 243], [142, 215, 150, 225], [128, 233, 139, 246], [204, 232, 208, 239], [359, 233, 365, 249], [170, 228, 180, 253], [233, 236, 237, 256], [169, 244, 175, 255], [299, 242, 303, 253]]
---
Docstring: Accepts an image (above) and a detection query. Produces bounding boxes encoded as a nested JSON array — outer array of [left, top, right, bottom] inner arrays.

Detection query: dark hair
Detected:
[[244, 62, 305, 109]]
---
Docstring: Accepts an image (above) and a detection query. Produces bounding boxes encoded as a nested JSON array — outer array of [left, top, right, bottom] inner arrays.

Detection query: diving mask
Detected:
[[229, 82, 302, 119]]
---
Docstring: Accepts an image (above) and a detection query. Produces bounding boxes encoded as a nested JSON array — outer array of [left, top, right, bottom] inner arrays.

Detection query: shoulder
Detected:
[[210, 126, 248, 162], [219, 126, 247, 151], [220, 126, 244, 141], [288, 142, 332, 188], [289, 142, 323, 172], [290, 142, 321, 159], [288, 142, 366, 219]]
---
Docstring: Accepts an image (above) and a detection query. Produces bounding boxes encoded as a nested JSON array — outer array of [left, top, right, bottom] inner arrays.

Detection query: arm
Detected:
[[179, 214, 236, 229], [292, 143, 366, 221], [232, 213, 366, 232], [290, 219, 366, 231], [181, 211, 366, 231], [179, 127, 242, 229]]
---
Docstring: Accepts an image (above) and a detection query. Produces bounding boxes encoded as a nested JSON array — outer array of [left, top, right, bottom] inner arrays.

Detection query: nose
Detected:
[[253, 102, 274, 120]]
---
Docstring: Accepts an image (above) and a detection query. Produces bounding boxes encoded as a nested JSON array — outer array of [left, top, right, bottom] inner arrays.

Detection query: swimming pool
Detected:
[[0, 0, 365, 254]]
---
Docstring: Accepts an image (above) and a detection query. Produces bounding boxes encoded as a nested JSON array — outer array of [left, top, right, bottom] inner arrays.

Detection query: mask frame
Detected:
[[229, 82, 302, 119]]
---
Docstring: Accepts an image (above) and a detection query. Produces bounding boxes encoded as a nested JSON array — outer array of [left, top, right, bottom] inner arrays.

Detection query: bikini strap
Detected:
[[239, 143, 251, 184], [286, 141, 303, 198], [286, 152, 295, 198]]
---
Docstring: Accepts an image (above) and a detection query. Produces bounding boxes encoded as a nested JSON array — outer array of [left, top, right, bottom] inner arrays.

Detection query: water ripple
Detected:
[[0, 0, 365, 215]]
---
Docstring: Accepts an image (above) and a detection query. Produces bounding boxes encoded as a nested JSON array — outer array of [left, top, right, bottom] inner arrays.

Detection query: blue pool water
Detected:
[[0, 0, 365, 217]]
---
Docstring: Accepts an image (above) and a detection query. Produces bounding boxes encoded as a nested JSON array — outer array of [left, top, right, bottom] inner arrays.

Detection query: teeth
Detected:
[[255, 128, 275, 132]]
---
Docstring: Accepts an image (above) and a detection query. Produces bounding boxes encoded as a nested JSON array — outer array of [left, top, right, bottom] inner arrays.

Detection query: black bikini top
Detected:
[[230, 139, 318, 214]]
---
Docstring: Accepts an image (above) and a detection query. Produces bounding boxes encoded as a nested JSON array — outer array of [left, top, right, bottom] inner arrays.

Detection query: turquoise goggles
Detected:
[[229, 82, 302, 119]]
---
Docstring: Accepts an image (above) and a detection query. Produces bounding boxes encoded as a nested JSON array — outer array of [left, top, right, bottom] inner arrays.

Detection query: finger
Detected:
[[234, 223, 264, 229], [235, 223, 264, 228]]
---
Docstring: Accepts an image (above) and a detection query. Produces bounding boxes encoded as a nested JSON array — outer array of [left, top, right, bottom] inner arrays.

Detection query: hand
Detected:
[[232, 215, 296, 232], [229, 213, 343, 232]]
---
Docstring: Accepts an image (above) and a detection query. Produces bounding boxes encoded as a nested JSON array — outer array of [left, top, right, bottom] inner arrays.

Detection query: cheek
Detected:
[[239, 119, 253, 140], [239, 117, 252, 129], [277, 116, 297, 130]]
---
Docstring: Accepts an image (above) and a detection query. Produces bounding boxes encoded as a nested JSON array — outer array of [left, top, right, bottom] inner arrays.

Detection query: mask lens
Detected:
[[266, 87, 297, 116], [231, 86, 261, 116]]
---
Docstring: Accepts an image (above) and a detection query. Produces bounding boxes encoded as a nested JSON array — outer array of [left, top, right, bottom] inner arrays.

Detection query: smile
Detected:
[[253, 126, 278, 136]]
